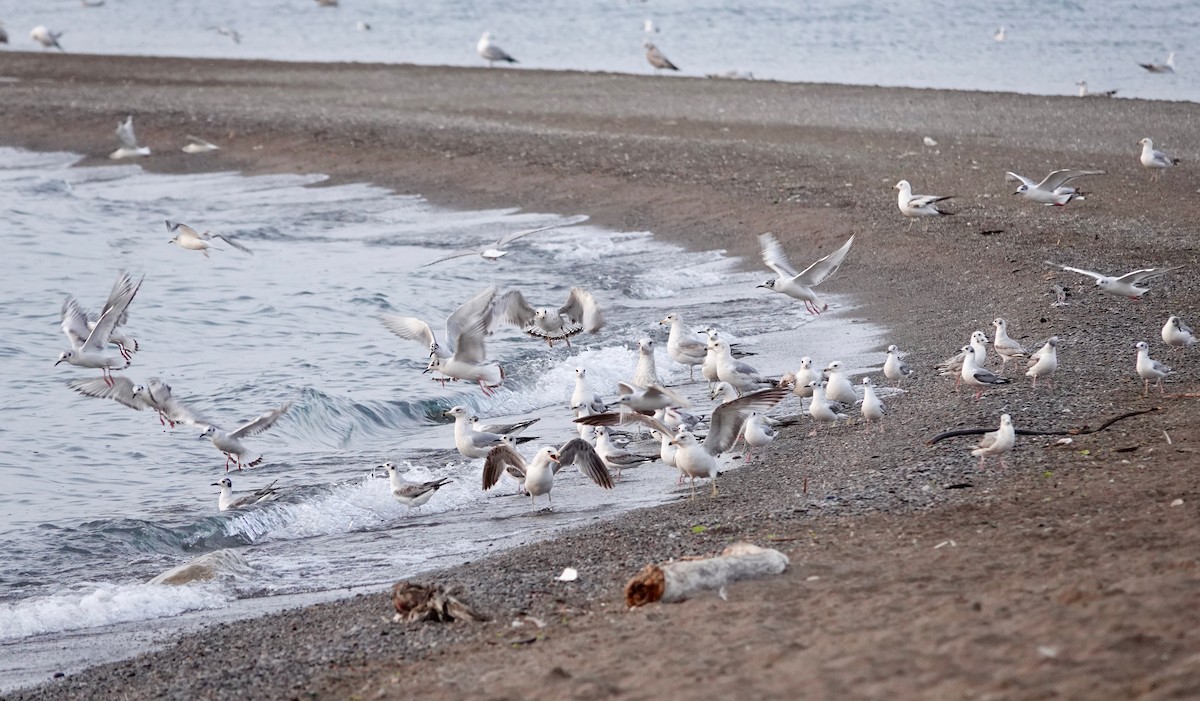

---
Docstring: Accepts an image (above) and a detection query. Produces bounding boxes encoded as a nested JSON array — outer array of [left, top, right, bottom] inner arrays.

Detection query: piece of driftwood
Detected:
[[928, 408, 1159, 445], [391, 582, 487, 623], [624, 542, 790, 608]]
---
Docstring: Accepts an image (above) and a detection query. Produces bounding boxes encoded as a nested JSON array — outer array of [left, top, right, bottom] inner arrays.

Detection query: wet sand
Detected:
[[2, 53, 1199, 700]]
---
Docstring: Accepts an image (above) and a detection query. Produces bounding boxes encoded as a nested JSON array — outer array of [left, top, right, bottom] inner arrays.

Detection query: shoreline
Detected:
[[3, 54, 1200, 699]]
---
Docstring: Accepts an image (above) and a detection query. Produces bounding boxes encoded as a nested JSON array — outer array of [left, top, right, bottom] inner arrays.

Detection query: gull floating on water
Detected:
[[57, 272, 143, 385], [382, 286, 504, 394], [883, 345, 912, 385], [1162, 316, 1196, 353], [182, 135, 220, 154], [659, 313, 708, 381], [166, 220, 252, 256], [991, 318, 1029, 372], [757, 232, 855, 314], [200, 402, 292, 471], [643, 41, 678, 72], [482, 438, 611, 508], [212, 477, 279, 512], [420, 215, 587, 267], [971, 414, 1014, 469], [961, 344, 1011, 400], [383, 462, 452, 514], [110, 116, 150, 160], [30, 26, 64, 52], [1006, 169, 1103, 206], [993, 27, 1005, 42], [1135, 341, 1173, 395], [496, 287, 604, 347], [1139, 51, 1175, 74], [1025, 337, 1058, 389], [1076, 81, 1117, 98], [69, 376, 207, 428], [1043, 261, 1182, 299], [860, 378, 885, 432], [1138, 138, 1180, 180], [477, 32, 517, 67], [894, 180, 953, 218]]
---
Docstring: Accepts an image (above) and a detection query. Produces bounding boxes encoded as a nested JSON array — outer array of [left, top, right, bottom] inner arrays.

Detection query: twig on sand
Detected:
[[927, 408, 1160, 445]]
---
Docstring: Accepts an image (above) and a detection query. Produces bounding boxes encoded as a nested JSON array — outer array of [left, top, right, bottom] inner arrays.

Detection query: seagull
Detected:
[[659, 313, 708, 381], [1051, 284, 1071, 307], [740, 412, 776, 463], [382, 286, 504, 394], [577, 388, 790, 497], [495, 287, 604, 347], [470, 414, 538, 438], [1025, 337, 1058, 389], [643, 19, 659, 33], [212, 477, 279, 512], [1138, 138, 1180, 180], [444, 406, 512, 460], [936, 331, 989, 390], [1005, 169, 1103, 206], [477, 32, 517, 67], [806, 381, 849, 434], [593, 426, 656, 479], [922, 136, 938, 147], [30, 26, 64, 52], [961, 344, 1012, 400], [210, 26, 241, 44], [571, 368, 607, 415], [382, 462, 452, 514], [68, 376, 207, 428], [971, 414, 1015, 469], [643, 41, 679, 72], [182, 135, 220, 154], [356, 21, 371, 32], [1044, 261, 1182, 299], [0, 22, 8, 44], [782, 356, 817, 398], [710, 381, 740, 405], [883, 345, 913, 385], [1139, 51, 1175, 74], [419, 216, 587, 267], [109, 116, 150, 160], [482, 439, 612, 508], [614, 382, 689, 413], [757, 233, 855, 314], [199, 403, 292, 471], [1135, 341, 1173, 395], [993, 27, 1005, 42], [991, 318, 1029, 372], [1076, 81, 1117, 98], [860, 377, 885, 432], [56, 272, 143, 385], [894, 180, 953, 218], [166, 220, 252, 256], [711, 339, 773, 395], [631, 337, 662, 388], [1162, 316, 1196, 353], [701, 329, 723, 385], [822, 361, 858, 405]]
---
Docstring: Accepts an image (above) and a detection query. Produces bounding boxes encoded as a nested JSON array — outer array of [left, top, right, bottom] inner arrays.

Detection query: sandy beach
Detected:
[[2, 53, 1199, 700]]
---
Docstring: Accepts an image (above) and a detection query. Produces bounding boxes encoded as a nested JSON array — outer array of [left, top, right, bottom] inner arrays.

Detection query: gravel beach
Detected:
[[2, 54, 1199, 700]]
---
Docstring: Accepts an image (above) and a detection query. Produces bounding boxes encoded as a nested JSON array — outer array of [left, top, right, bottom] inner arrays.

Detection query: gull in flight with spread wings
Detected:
[[56, 272, 143, 385], [382, 287, 505, 394], [200, 403, 292, 471], [757, 233, 855, 314], [68, 376, 208, 428], [166, 220, 253, 256], [420, 216, 587, 267], [482, 436, 612, 509], [1044, 261, 1182, 299], [495, 286, 604, 347], [1006, 169, 1104, 205]]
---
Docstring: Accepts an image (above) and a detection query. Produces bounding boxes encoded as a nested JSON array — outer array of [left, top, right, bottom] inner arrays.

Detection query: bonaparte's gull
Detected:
[[659, 313, 708, 381], [1138, 138, 1180, 179], [860, 377, 885, 432], [740, 412, 776, 462], [971, 414, 1014, 469], [69, 376, 207, 428], [806, 381, 849, 434], [783, 356, 817, 398], [210, 26, 241, 44], [110, 116, 150, 160], [632, 337, 661, 388], [1025, 337, 1058, 389], [1076, 81, 1117, 98], [482, 439, 612, 508], [420, 216, 587, 267], [593, 426, 656, 479], [701, 329, 722, 384], [961, 344, 1011, 399], [56, 272, 143, 385], [710, 338, 773, 394], [937, 331, 989, 389], [182, 135, 220, 153], [469, 414, 538, 437], [993, 27, 1005, 42], [1044, 261, 1182, 299], [1135, 341, 1173, 395], [496, 286, 604, 347], [477, 32, 517, 67], [212, 477, 278, 511], [615, 382, 689, 412], [382, 463, 452, 514], [883, 345, 913, 385], [1139, 51, 1175, 74], [200, 403, 292, 471], [578, 387, 790, 497], [1005, 169, 1103, 206], [991, 318, 1029, 371], [383, 287, 504, 394], [894, 180, 953, 218], [757, 233, 855, 314], [822, 361, 857, 404], [643, 41, 678, 72], [1162, 316, 1196, 352], [30, 25, 64, 52], [443, 406, 510, 459], [166, 220, 252, 256]]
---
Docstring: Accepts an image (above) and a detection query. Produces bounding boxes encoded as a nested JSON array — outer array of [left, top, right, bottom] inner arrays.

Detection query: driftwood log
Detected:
[[391, 582, 487, 623], [928, 408, 1160, 445], [624, 542, 790, 608]]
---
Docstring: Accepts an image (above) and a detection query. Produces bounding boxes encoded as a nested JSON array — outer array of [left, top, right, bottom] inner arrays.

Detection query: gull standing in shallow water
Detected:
[[482, 439, 612, 509], [971, 415, 1015, 469], [1135, 341, 1173, 395], [1025, 337, 1058, 389], [659, 313, 708, 381], [960, 345, 1011, 400], [212, 477, 279, 512], [757, 233, 855, 314], [1044, 262, 1182, 300], [495, 287, 604, 347], [631, 337, 662, 388], [110, 116, 150, 160], [382, 463, 453, 514], [572, 368, 607, 415], [1006, 169, 1103, 206], [200, 403, 292, 471], [57, 272, 143, 385], [477, 32, 517, 67], [711, 339, 773, 395], [1138, 138, 1180, 180], [444, 406, 510, 460], [1162, 316, 1196, 353], [166, 220, 252, 256], [894, 180, 953, 219]]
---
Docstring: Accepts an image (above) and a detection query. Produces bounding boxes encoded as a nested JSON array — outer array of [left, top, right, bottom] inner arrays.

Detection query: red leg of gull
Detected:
[[564, 335, 573, 349], [974, 388, 983, 400], [224, 454, 233, 472]]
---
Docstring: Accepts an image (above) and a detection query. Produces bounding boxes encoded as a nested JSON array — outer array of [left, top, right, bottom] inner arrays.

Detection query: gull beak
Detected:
[[210, 482, 221, 486], [198, 433, 207, 440], [669, 439, 680, 446], [755, 283, 768, 289], [1011, 190, 1021, 196], [54, 358, 65, 366], [549, 452, 560, 461]]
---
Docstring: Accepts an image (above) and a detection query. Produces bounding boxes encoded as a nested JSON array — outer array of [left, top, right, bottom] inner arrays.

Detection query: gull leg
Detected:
[[690, 477, 697, 500], [1159, 378, 1166, 395], [710, 478, 719, 497], [974, 388, 983, 401], [978, 454, 986, 470], [564, 336, 572, 349], [1031, 375, 1037, 389], [1143, 378, 1150, 397], [1000, 457, 1009, 470]]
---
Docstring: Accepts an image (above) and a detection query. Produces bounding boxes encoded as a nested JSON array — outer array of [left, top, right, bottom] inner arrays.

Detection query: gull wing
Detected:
[[101, 270, 140, 330], [115, 116, 139, 149], [969, 367, 1007, 385], [481, 43, 516, 62], [758, 232, 799, 278], [61, 298, 92, 349], [450, 315, 491, 364], [574, 411, 673, 436], [796, 235, 855, 287], [418, 249, 479, 268], [906, 195, 952, 207], [82, 273, 142, 353], [1119, 266, 1183, 284], [483, 442, 526, 490], [1037, 169, 1104, 191], [395, 477, 451, 499], [1044, 262, 1106, 281], [185, 135, 220, 149], [494, 289, 537, 329], [557, 438, 613, 489], [381, 314, 438, 351], [1004, 171, 1038, 189], [1178, 319, 1195, 336], [445, 286, 498, 349], [150, 379, 209, 426], [165, 220, 202, 241], [642, 384, 690, 409], [559, 287, 604, 333], [704, 387, 789, 455], [211, 234, 253, 255], [495, 215, 588, 248], [68, 376, 143, 410], [475, 417, 539, 436], [229, 403, 292, 439], [976, 429, 999, 451]]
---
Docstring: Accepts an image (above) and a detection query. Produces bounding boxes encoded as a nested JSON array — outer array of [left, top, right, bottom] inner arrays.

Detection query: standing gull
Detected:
[[757, 233, 855, 314], [593, 427, 655, 479], [109, 116, 150, 160], [419, 216, 588, 267], [860, 377, 885, 432], [711, 339, 773, 395], [382, 462, 453, 514], [1135, 341, 1173, 395], [659, 313, 708, 381], [56, 272, 143, 385], [961, 344, 1011, 400], [883, 345, 913, 385], [894, 180, 953, 219], [1139, 51, 1176, 74], [936, 331, 989, 390], [806, 381, 849, 435], [212, 477, 279, 512], [971, 415, 1015, 469], [740, 412, 776, 462], [1044, 261, 1182, 300], [1076, 81, 1117, 98], [1137, 138, 1180, 180], [991, 318, 1029, 372], [822, 361, 858, 405], [1006, 169, 1103, 206], [1161, 316, 1196, 353], [30, 26, 65, 52], [643, 41, 679, 72], [166, 220, 252, 256], [482, 439, 611, 509], [631, 337, 662, 388], [782, 356, 817, 398], [496, 287, 605, 347], [444, 406, 511, 460], [571, 368, 607, 415], [477, 32, 517, 67], [1025, 337, 1058, 389], [199, 403, 292, 471]]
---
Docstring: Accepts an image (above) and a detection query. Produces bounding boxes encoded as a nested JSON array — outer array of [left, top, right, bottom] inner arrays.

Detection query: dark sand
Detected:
[[2, 54, 1199, 700]]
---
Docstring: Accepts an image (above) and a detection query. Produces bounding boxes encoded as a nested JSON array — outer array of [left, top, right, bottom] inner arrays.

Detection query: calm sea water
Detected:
[[0, 0, 1196, 101], [0, 147, 884, 689]]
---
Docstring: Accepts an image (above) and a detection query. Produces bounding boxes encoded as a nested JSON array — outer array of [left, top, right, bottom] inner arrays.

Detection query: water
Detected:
[[0, 147, 884, 689], [0, 0, 1196, 101]]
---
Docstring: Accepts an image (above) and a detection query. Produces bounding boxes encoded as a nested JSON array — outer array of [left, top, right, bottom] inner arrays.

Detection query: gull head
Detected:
[[1138, 137, 1152, 148], [1135, 341, 1150, 352], [423, 356, 441, 374], [659, 312, 678, 325], [993, 318, 1007, 331], [428, 342, 441, 357], [669, 430, 698, 447], [799, 356, 812, 369], [886, 344, 898, 354], [480, 31, 493, 42], [757, 278, 777, 290], [1012, 183, 1028, 196], [893, 180, 911, 192], [972, 331, 989, 344], [199, 425, 217, 439], [574, 367, 587, 379], [643, 40, 656, 50], [861, 377, 873, 386], [638, 338, 654, 353], [1000, 414, 1012, 427], [211, 477, 233, 489], [442, 406, 468, 419], [1046, 337, 1059, 347], [383, 462, 398, 476], [131, 383, 147, 397], [824, 360, 844, 374], [54, 350, 72, 366]]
